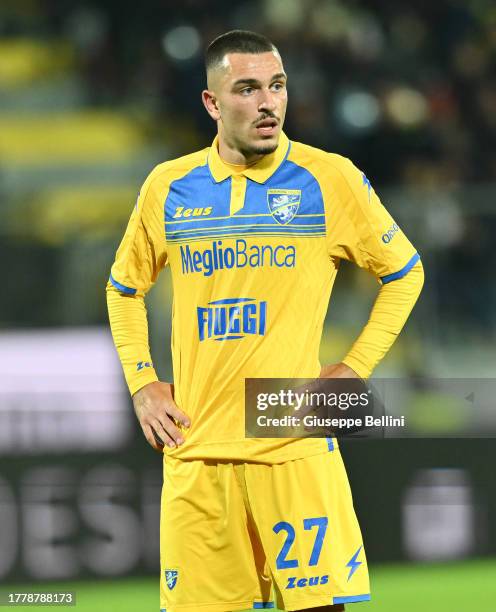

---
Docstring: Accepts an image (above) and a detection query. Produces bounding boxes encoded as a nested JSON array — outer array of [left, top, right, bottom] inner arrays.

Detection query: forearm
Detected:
[[342, 261, 424, 379], [106, 287, 159, 395]]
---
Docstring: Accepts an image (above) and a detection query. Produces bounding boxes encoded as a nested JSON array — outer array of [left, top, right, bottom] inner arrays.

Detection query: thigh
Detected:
[[245, 451, 371, 611], [160, 457, 269, 612]]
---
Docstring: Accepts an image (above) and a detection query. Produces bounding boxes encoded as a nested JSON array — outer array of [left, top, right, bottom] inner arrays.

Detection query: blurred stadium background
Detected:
[[0, 0, 495, 610]]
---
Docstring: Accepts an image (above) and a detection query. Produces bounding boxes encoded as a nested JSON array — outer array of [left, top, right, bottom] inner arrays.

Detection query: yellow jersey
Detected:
[[108, 133, 419, 462]]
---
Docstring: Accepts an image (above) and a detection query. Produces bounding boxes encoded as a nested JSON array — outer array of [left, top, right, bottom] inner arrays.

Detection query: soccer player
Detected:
[[107, 30, 423, 612]]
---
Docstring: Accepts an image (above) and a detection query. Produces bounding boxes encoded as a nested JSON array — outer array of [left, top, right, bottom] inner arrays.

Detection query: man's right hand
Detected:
[[132, 381, 190, 452]]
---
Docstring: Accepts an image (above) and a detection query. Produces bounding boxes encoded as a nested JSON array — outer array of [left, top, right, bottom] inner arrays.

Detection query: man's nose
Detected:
[[258, 89, 277, 113]]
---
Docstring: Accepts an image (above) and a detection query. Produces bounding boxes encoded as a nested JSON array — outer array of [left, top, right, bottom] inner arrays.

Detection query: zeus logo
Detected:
[[197, 298, 267, 342], [286, 575, 329, 589], [174, 206, 212, 218]]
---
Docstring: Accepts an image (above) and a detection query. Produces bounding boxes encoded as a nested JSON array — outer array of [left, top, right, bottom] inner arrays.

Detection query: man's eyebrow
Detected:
[[232, 73, 287, 87]]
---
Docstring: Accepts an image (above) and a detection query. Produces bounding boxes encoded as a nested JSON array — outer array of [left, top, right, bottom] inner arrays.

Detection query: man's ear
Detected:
[[202, 90, 221, 121]]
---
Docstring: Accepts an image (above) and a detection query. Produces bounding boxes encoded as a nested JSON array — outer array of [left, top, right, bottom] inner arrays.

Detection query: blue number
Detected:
[[273, 521, 298, 569], [303, 516, 328, 566], [273, 517, 329, 569]]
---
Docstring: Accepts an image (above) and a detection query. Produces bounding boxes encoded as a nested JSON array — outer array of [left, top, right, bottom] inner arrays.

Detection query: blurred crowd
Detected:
[[2, 0, 495, 186], [1, 0, 495, 341]]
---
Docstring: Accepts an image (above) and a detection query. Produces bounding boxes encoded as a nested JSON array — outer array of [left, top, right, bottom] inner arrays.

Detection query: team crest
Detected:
[[267, 189, 301, 224], [165, 569, 178, 590]]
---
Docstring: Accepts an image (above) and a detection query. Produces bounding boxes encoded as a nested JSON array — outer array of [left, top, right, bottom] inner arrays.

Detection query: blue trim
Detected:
[[165, 225, 326, 240], [166, 222, 325, 232], [209, 298, 255, 305], [165, 213, 325, 226], [380, 253, 420, 284], [283, 140, 292, 164], [166, 232, 326, 244], [109, 274, 137, 295], [333, 594, 371, 604], [326, 436, 334, 451], [253, 602, 275, 609]]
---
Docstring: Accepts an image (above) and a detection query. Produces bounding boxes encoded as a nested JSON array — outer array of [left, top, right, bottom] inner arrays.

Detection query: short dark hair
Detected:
[[205, 30, 278, 73]]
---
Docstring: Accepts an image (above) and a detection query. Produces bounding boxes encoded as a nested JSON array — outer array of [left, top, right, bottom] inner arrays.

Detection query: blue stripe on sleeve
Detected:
[[109, 274, 137, 295], [253, 602, 275, 609], [326, 437, 334, 451], [333, 594, 371, 604], [380, 253, 420, 284]]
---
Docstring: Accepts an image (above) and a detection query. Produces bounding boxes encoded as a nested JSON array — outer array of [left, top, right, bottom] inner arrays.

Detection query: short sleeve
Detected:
[[326, 155, 419, 283], [108, 169, 168, 297]]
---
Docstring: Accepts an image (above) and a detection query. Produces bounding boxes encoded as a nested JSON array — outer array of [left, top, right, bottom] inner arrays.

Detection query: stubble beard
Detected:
[[239, 139, 278, 159], [250, 144, 278, 155]]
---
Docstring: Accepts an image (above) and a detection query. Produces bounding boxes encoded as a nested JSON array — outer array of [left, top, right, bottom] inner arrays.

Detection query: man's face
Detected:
[[205, 51, 288, 158]]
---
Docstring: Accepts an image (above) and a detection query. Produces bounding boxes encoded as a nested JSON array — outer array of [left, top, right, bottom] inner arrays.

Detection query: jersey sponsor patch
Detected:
[[180, 239, 296, 277], [267, 189, 301, 224], [197, 297, 267, 341]]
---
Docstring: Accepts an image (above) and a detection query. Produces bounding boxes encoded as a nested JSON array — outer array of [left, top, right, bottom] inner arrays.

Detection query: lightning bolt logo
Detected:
[[346, 545, 363, 581], [362, 173, 372, 202]]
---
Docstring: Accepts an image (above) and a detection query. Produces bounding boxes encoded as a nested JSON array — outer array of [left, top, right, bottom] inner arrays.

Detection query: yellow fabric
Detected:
[[343, 261, 424, 378], [229, 173, 247, 215], [107, 133, 421, 462], [160, 451, 369, 612], [106, 291, 158, 394]]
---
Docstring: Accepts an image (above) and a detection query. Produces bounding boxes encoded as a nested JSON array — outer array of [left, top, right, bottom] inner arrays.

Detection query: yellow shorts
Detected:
[[160, 448, 370, 612]]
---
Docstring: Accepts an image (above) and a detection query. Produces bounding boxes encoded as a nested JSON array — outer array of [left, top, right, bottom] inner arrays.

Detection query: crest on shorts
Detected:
[[267, 189, 301, 224], [165, 569, 178, 590]]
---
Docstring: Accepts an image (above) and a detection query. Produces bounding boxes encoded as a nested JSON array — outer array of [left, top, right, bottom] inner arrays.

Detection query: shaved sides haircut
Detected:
[[205, 30, 279, 74]]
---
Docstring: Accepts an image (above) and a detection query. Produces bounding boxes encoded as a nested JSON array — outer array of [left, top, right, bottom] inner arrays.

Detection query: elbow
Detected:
[[413, 260, 425, 297]]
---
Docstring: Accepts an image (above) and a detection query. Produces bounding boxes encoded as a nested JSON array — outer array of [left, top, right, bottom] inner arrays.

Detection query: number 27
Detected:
[[273, 517, 328, 569]]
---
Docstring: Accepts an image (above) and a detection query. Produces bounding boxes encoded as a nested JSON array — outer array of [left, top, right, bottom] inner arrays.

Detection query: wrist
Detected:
[[321, 362, 360, 379], [341, 356, 368, 380], [129, 369, 159, 397]]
